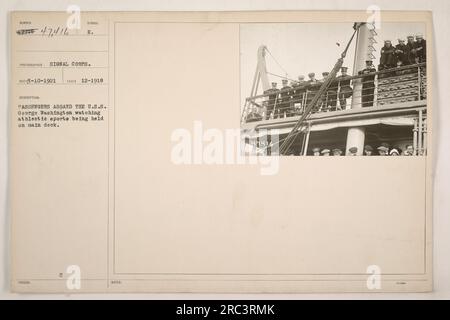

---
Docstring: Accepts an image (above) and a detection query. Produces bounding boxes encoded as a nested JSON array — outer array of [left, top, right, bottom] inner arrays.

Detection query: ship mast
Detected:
[[345, 23, 377, 155], [249, 45, 271, 98]]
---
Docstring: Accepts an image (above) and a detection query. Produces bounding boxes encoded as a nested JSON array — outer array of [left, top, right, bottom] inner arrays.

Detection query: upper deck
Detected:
[[241, 63, 427, 132]]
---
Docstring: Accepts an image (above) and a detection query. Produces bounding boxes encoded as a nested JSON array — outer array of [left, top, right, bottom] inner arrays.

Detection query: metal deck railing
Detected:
[[241, 63, 427, 124]]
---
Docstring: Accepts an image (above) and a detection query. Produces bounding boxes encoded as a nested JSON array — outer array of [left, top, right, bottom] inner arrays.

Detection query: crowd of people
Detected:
[[358, 33, 427, 108], [258, 66, 352, 121], [378, 34, 427, 74], [309, 143, 416, 156], [245, 34, 426, 123]]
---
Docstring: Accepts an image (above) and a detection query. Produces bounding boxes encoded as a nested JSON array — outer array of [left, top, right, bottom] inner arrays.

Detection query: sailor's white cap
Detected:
[[389, 148, 400, 155]]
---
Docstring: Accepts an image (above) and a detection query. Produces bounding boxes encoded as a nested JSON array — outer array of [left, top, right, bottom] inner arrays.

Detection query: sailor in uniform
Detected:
[[403, 145, 415, 156], [377, 146, 389, 156], [395, 39, 409, 66], [334, 67, 352, 110], [297, 75, 306, 85], [406, 35, 418, 64], [358, 60, 376, 108], [320, 72, 335, 112], [280, 79, 293, 118], [389, 148, 400, 156], [312, 147, 321, 156], [379, 40, 397, 77], [415, 34, 426, 63], [292, 75, 307, 114], [364, 145, 373, 156], [263, 82, 280, 119], [306, 72, 320, 112], [245, 106, 263, 123], [348, 147, 358, 156]]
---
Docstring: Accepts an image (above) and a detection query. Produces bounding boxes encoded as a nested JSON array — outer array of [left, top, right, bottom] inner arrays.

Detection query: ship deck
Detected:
[[242, 99, 427, 132]]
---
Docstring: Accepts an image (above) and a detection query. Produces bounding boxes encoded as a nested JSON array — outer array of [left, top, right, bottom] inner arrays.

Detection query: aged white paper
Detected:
[[9, 11, 433, 293]]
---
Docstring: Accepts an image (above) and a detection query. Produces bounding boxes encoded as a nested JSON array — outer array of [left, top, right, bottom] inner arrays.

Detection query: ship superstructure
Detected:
[[241, 23, 427, 156]]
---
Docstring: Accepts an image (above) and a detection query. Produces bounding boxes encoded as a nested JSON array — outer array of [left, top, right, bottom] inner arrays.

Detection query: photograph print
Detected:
[[240, 22, 428, 157]]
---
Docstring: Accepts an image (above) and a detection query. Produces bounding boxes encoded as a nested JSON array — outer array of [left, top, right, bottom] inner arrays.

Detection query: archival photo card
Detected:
[[9, 11, 433, 293]]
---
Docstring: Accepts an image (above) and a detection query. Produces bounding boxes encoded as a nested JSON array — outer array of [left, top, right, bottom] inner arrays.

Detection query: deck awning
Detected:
[[309, 117, 415, 132], [242, 117, 416, 138]]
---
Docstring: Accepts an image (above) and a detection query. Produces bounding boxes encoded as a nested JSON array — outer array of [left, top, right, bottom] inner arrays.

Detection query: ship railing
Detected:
[[242, 62, 427, 124]]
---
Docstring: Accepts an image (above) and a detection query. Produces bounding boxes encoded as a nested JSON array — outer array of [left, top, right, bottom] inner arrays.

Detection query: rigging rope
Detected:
[[245, 24, 361, 155], [244, 24, 362, 155], [266, 47, 290, 79], [266, 72, 297, 83], [278, 25, 360, 155]]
